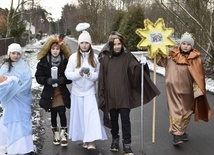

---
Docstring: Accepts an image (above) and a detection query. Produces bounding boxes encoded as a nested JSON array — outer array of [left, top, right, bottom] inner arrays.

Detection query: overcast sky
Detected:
[[0, 0, 77, 21]]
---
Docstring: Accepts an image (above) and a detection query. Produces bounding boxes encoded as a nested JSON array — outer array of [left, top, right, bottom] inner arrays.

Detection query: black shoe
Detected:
[[110, 137, 119, 152], [181, 133, 188, 141], [25, 152, 36, 155], [173, 135, 183, 145], [123, 141, 133, 154]]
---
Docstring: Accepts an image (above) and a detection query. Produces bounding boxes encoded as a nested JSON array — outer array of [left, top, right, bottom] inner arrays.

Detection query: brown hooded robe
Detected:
[[98, 49, 160, 128]]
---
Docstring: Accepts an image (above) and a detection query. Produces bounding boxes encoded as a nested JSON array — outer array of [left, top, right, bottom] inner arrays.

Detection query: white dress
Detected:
[[0, 117, 7, 154], [69, 94, 107, 142], [0, 118, 33, 154], [0, 76, 34, 155], [65, 51, 107, 142]]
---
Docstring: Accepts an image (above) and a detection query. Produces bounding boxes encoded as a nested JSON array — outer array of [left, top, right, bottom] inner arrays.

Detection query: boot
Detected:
[[52, 127, 60, 145], [173, 135, 183, 145], [123, 140, 134, 155], [110, 137, 119, 152], [181, 133, 188, 141], [60, 127, 68, 147], [87, 141, 96, 150], [25, 151, 36, 155]]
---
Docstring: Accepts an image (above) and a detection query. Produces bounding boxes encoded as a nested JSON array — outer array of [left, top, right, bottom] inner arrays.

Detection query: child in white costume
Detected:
[[65, 23, 107, 149], [0, 43, 34, 154]]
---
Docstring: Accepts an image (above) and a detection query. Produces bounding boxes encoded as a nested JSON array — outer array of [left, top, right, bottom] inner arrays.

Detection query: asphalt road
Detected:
[[39, 39, 214, 155]]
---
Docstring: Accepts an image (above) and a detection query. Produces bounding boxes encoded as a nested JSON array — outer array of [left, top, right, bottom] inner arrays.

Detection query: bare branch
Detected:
[[173, 0, 214, 48]]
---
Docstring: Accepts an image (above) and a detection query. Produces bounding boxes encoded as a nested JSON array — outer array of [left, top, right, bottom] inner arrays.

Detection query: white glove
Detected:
[[140, 55, 147, 65]]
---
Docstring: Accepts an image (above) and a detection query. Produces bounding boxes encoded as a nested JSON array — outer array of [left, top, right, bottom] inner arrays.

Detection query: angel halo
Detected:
[[76, 23, 90, 32]]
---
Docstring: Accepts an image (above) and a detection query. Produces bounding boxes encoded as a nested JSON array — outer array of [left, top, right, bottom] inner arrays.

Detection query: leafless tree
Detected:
[[5, 0, 26, 37], [155, 0, 214, 58]]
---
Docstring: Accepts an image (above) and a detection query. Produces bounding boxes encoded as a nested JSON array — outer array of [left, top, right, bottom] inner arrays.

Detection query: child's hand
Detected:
[[80, 67, 90, 76], [140, 55, 147, 65], [47, 78, 58, 85], [79, 68, 84, 76], [83, 68, 90, 74], [0, 75, 7, 83], [57, 77, 65, 84]]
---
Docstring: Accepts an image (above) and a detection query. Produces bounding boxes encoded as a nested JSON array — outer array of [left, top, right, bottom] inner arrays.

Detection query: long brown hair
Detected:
[[76, 45, 96, 68], [1, 58, 13, 72]]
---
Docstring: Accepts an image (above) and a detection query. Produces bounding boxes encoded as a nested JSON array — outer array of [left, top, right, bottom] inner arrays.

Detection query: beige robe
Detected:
[[159, 46, 212, 135]]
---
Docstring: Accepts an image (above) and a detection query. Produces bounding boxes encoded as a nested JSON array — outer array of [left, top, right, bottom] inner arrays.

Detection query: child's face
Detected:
[[9, 51, 21, 62], [180, 41, 192, 52], [113, 38, 122, 53], [51, 43, 60, 57], [79, 42, 90, 52]]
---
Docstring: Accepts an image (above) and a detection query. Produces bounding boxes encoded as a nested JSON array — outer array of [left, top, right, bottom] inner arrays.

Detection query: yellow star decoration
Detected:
[[136, 18, 175, 58]]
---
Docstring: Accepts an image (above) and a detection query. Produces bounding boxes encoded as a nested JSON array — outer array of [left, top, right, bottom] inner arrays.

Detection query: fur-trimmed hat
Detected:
[[37, 36, 72, 60], [7, 43, 23, 55], [180, 32, 194, 47]]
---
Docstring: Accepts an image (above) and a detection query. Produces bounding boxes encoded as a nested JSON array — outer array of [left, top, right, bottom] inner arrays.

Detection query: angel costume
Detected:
[[0, 58, 34, 154]]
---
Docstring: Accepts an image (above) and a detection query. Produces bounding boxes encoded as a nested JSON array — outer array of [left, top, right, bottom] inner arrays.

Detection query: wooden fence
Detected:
[[0, 38, 27, 56]]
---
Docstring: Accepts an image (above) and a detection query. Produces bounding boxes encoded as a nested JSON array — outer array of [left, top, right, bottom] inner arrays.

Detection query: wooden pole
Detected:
[[152, 56, 157, 143], [140, 58, 144, 154]]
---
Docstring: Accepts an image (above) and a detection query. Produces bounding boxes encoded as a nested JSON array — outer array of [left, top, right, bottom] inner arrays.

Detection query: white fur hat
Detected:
[[7, 43, 23, 55], [78, 31, 92, 45]]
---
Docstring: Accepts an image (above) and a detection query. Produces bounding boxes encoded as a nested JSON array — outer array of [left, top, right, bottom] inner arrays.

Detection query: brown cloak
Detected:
[[98, 49, 160, 128]]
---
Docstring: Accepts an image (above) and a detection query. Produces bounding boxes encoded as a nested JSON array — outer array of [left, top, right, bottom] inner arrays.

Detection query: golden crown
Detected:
[[181, 32, 194, 39]]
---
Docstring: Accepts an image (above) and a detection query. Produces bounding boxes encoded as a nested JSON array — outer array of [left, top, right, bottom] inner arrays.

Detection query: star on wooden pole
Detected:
[[135, 18, 175, 146], [136, 18, 175, 58]]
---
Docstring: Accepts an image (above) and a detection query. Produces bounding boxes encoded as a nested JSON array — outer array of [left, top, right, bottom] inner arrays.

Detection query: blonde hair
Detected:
[[76, 45, 96, 68]]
